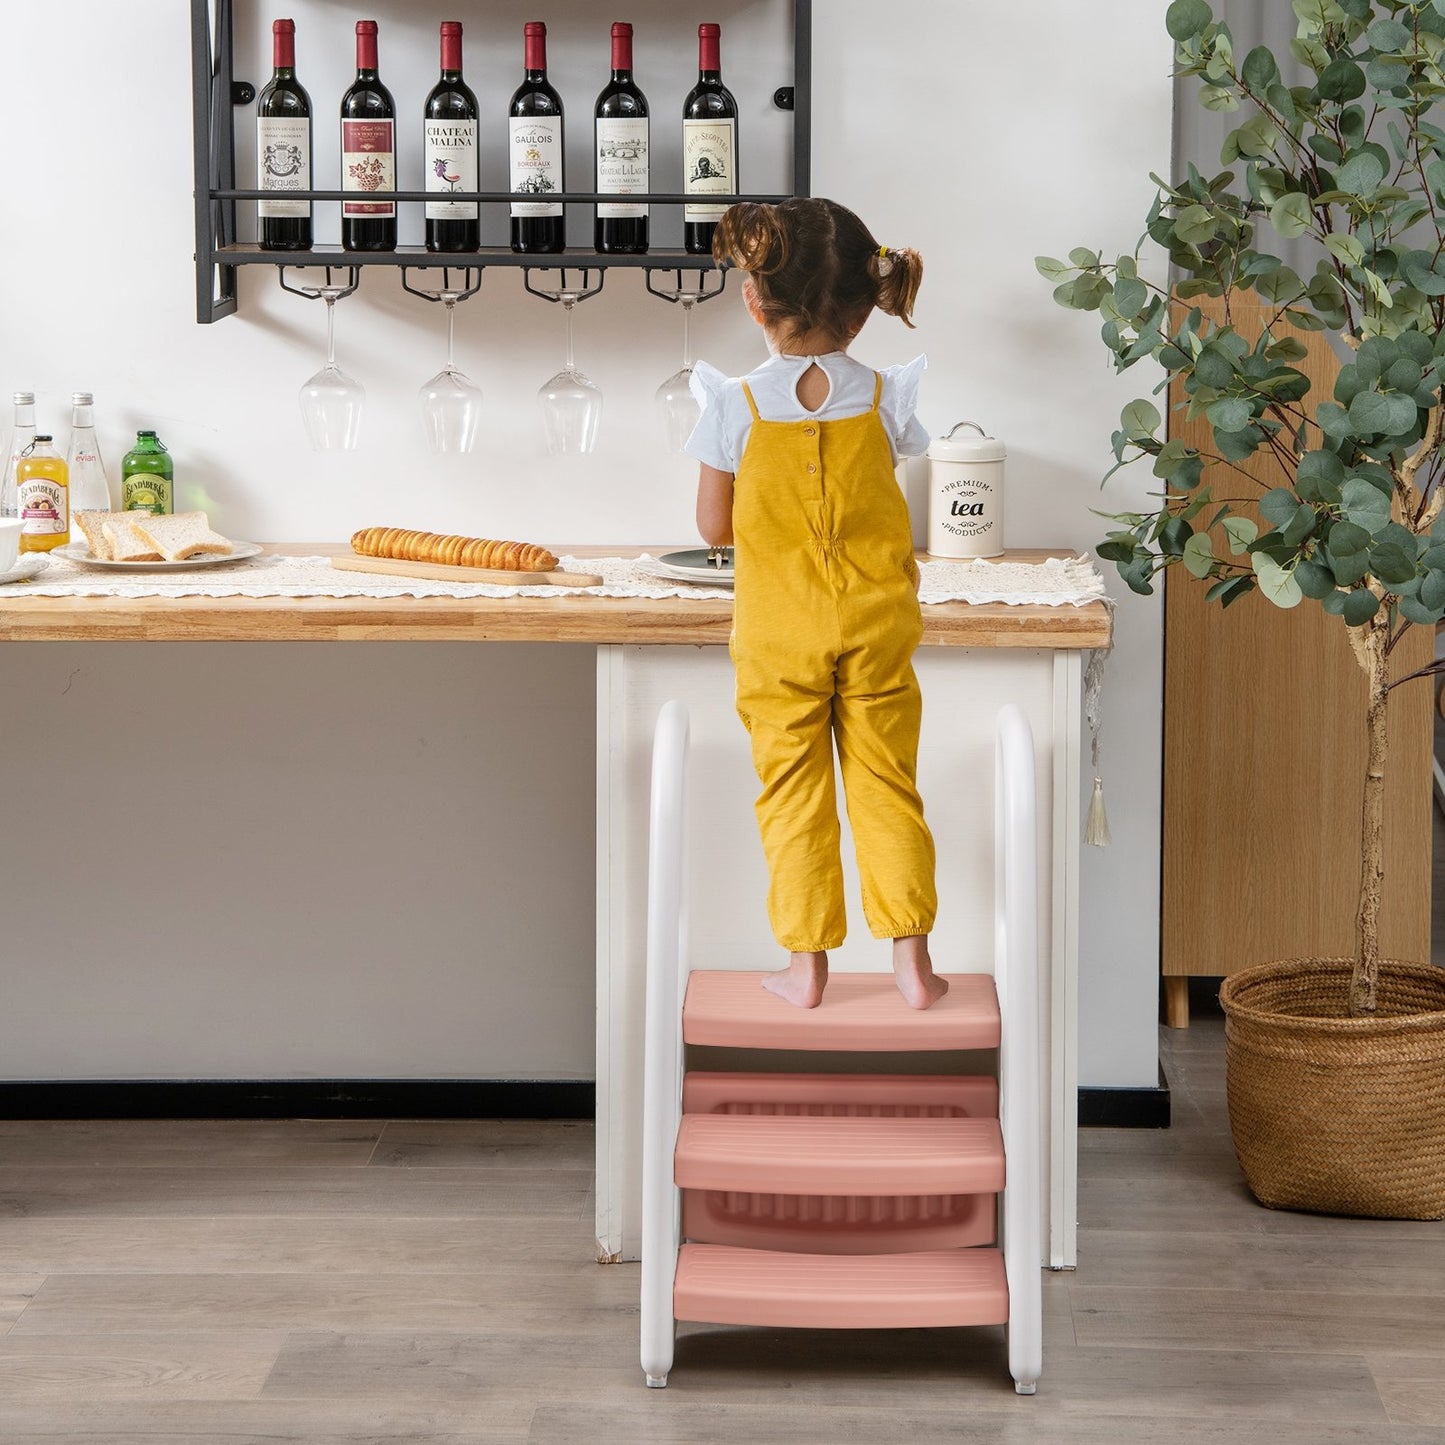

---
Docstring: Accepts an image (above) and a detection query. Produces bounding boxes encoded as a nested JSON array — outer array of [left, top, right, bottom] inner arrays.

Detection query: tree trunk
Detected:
[[1350, 615, 1390, 1016]]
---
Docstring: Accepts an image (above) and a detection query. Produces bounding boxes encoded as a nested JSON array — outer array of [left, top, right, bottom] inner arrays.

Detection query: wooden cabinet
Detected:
[[1161, 302, 1432, 1026]]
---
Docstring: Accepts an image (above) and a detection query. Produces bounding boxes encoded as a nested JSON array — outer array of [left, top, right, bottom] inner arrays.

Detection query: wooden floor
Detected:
[[1, 1025, 1443, 1444]]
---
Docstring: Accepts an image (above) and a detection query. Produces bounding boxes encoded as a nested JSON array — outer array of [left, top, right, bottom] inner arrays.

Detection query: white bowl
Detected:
[[0, 518, 22, 574]]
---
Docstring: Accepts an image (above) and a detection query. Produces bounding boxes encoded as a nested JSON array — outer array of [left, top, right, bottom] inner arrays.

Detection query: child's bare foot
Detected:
[[762, 952, 828, 1008], [893, 935, 948, 1010]]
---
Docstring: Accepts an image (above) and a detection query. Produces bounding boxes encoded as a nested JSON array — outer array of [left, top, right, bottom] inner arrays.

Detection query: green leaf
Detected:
[[1349, 389, 1394, 434], [1343, 588, 1382, 625], [1121, 398, 1161, 439], [1318, 58, 1368, 101], [1242, 45, 1280, 91], [1260, 487, 1301, 526], [1329, 520, 1373, 556], [1199, 84, 1240, 112], [1192, 342, 1237, 388], [1342, 476, 1394, 532], [1323, 233, 1365, 268], [1282, 502, 1318, 547], [1270, 193, 1314, 239], [1069, 246, 1100, 269], [1315, 400, 1352, 440], [1173, 204, 1219, 245], [1367, 17, 1414, 51], [1112, 276, 1148, 316], [1207, 396, 1253, 432], [1295, 558, 1338, 598], [1336, 151, 1387, 195], [1328, 549, 1370, 585], [1222, 516, 1259, 553], [1253, 553, 1304, 608], [1422, 569, 1445, 609], [1401, 594, 1445, 624], [1167, 0, 1213, 39], [1369, 540, 1416, 583], [1182, 532, 1215, 578], [1035, 256, 1074, 283]]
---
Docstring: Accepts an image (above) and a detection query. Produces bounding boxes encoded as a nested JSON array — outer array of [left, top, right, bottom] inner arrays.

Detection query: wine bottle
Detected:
[[341, 20, 396, 252], [683, 23, 737, 256], [256, 18, 312, 251], [425, 20, 480, 253], [594, 21, 649, 255], [509, 21, 565, 254]]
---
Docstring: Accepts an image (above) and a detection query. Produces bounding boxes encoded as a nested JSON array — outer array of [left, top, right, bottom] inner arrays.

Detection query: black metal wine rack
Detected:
[[189, 0, 813, 323]]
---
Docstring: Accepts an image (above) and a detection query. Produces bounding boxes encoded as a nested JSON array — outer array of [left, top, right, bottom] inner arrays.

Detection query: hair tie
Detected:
[[878, 246, 889, 258], [875, 244, 894, 277]]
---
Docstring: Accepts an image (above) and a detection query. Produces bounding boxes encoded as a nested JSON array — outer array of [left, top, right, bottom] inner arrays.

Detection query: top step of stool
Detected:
[[682, 971, 1001, 1051]]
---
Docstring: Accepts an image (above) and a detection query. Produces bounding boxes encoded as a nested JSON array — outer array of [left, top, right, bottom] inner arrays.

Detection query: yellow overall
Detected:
[[731, 373, 937, 951]]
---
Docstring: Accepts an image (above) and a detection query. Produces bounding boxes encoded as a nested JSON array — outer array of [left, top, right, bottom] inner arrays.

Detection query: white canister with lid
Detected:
[[927, 421, 1006, 558]]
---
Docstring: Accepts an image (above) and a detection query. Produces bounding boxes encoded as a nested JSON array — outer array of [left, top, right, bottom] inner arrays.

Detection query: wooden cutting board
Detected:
[[332, 554, 604, 588]]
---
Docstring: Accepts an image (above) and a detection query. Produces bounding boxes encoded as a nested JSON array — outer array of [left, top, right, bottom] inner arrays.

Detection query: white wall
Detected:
[[0, 1, 1170, 1087]]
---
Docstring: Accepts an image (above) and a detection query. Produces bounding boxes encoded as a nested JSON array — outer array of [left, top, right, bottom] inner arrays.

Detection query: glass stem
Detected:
[[446, 302, 457, 372], [681, 298, 694, 370], [324, 297, 338, 368], [564, 300, 576, 372]]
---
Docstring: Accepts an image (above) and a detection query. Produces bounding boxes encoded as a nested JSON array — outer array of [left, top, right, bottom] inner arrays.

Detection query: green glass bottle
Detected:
[[121, 430, 174, 515]]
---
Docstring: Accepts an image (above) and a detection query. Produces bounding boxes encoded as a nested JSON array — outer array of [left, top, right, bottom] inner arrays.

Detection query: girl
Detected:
[[686, 197, 946, 1011]]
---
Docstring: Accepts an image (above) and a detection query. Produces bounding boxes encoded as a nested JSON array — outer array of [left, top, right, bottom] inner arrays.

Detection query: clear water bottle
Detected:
[[66, 392, 112, 515], [2, 391, 37, 520]]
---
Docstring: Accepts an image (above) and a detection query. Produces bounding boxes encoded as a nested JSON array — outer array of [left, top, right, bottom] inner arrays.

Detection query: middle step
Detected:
[[675, 1113, 1006, 1196]]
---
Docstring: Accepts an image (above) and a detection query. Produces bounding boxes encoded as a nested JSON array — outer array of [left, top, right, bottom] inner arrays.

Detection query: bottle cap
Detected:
[[356, 20, 378, 35], [699, 23, 721, 37], [13, 391, 34, 405], [33, 435, 52, 443], [273, 18, 294, 34], [72, 392, 94, 406], [138, 429, 157, 438], [525, 21, 547, 36], [612, 21, 632, 36], [441, 20, 462, 35]]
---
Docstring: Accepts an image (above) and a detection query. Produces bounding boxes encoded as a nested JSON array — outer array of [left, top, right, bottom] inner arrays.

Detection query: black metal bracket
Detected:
[[643, 268, 729, 306], [522, 268, 605, 305], [232, 80, 255, 105], [277, 265, 361, 302], [773, 87, 795, 111], [400, 266, 484, 304]]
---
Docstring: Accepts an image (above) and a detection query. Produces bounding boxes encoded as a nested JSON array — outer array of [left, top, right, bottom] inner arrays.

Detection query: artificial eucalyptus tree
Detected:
[[1040, 0, 1445, 1015]]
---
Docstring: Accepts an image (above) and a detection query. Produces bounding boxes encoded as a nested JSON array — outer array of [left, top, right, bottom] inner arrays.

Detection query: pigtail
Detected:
[[711, 202, 789, 276], [871, 246, 923, 329]]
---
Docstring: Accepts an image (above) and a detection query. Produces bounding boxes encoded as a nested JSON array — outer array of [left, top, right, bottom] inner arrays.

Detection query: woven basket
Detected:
[[1219, 957, 1445, 1220]]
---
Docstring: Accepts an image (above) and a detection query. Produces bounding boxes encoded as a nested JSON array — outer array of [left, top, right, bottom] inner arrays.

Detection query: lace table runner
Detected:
[[0, 552, 1107, 607]]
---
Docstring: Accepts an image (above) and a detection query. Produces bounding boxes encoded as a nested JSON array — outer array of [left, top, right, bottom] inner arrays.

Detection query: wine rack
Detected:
[[190, 0, 812, 324]]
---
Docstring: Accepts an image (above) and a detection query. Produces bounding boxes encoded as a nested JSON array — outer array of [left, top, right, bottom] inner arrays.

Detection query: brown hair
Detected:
[[711, 198, 923, 344]]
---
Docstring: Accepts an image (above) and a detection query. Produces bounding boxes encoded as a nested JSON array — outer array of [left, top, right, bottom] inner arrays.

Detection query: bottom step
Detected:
[[674, 1243, 1009, 1330]]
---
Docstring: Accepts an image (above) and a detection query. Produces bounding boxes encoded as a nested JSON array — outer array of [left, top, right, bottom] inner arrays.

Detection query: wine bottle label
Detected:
[[509, 117, 564, 218], [684, 119, 736, 222], [425, 119, 479, 221], [257, 116, 311, 218], [596, 117, 649, 219], [18, 479, 67, 536], [342, 119, 396, 217]]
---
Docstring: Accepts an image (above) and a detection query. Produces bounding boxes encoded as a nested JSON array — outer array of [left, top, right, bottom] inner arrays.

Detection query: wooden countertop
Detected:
[[0, 544, 1112, 648]]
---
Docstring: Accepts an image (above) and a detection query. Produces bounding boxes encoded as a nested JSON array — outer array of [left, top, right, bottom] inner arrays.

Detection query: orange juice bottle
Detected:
[[17, 435, 69, 553]]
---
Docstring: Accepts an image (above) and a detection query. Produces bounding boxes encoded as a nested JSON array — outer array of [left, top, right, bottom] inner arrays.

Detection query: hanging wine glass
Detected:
[[299, 286, 365, 451], [419, 293, 483, 454], [655, 293, 701, 452], [538, 293, 602, 455]]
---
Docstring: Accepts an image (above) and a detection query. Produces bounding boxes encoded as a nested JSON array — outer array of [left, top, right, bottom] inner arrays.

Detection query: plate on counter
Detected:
[[52, 540, 265, 570], [0, 555, 50, 585], [654, 548, 734, 587]]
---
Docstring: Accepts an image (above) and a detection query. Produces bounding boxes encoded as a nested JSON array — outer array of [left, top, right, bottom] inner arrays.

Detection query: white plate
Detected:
[[52, 540, 265, 570], [653, 548, 734, 587], [0, 554, 50, 585]]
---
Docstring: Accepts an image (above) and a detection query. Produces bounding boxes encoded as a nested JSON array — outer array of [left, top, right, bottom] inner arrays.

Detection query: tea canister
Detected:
[[927, 421, 1006, 558]]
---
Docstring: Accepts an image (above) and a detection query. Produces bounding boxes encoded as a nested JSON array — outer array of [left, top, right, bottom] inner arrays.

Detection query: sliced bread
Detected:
[[102, 514, 163, 562], [131, 511, 234, 562], [73, 510, 123, 560]]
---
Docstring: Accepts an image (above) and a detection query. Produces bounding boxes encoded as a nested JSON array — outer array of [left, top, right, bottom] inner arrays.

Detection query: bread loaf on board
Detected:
[[351, 527, 559, 573]]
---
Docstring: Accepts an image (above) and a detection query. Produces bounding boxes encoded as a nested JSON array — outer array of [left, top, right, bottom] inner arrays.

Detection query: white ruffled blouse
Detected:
[[685, 351, 929, 474]]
